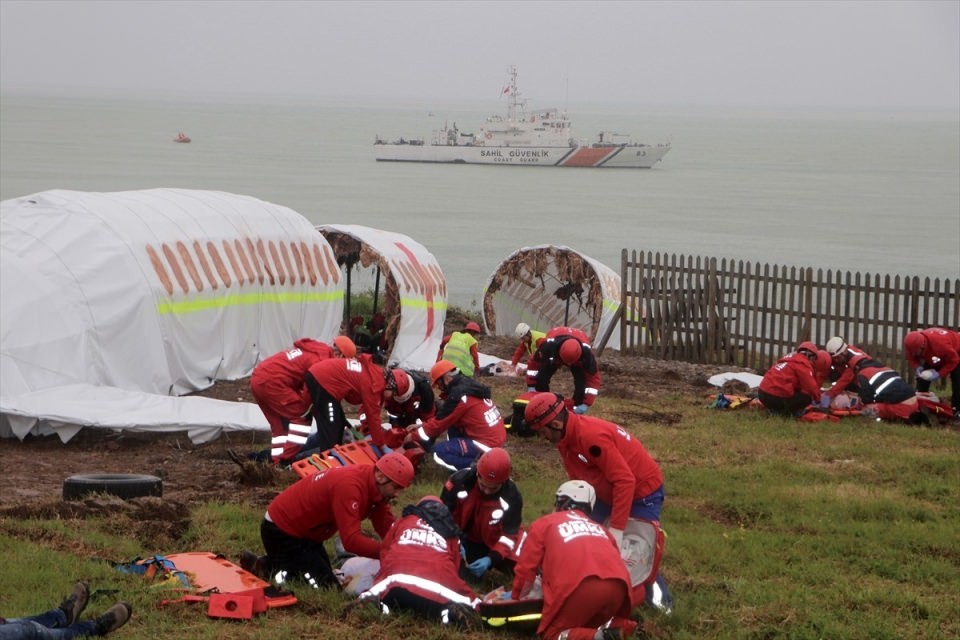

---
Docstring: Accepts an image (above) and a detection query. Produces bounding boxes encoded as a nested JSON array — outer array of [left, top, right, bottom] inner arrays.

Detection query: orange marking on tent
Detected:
[[207, 242, 231, 288], [312, 244, 329, 285], [289, 242, 305, 284], [278, 242, 296, 285], [397, 261, 418, 293], [177, 241, 204, 292], [424, 264, 442, 300], [222, 241, 246, 286], [299, 241, 318, 286], [162, 243, 190, 294], [322, 245, 340, 284], [392, 260, 413, 292], [193, 241, 218, 290], [429, 264, 447, 297], [267, 240, 285, 285], [145, 244, 174, 296], [234, 240, 256, 285], [395, 242, 437, 337], [561, 147, 614, 167], [245, 238, 264, 285], [255, 239, 275, 286]]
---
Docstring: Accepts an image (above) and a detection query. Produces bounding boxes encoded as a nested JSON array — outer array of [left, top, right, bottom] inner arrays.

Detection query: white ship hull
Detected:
[[374, 66, 671, 170], [375, 142, 670, 168]]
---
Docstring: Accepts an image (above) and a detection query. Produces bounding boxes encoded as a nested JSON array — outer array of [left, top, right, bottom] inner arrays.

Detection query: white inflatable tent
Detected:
[[0, 189, 343, 443], [318, 224, 446, 371], [482, 245, 638, 351]]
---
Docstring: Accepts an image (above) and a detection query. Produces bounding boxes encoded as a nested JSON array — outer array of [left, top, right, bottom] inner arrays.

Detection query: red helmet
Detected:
[[333, 336, 357, 358], [904, 331, 927, 356], [375, 452, 415, 488], [558, 339, 582, 366], [796, 341, 818, 356], [430, 360, 458, 386], [814, 350, 832, 378], [389, 369, 414, 402], [524, 392, 566, 431], [464, 321, 482, 334], [477, 448, 511, 485]]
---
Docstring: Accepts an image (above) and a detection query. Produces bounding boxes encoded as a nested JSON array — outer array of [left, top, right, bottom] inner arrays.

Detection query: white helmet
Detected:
[[515, 322, 531, 338], [555, 480, 596, 512], [825, 336, 847, 357]]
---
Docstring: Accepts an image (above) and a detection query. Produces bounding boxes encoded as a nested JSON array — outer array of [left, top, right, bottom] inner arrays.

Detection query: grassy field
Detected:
[[2, 384, 958, 640]]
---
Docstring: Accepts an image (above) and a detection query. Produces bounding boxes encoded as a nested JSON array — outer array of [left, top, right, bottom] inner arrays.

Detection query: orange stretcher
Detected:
[[291, 440, 383, 479]]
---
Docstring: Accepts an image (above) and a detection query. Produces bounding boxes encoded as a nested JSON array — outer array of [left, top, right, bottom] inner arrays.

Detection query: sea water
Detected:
[[1, 93, 958, 307]]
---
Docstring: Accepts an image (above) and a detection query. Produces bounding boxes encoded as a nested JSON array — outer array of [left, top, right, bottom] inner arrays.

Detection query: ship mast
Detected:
[[506, 65, 520, 122]]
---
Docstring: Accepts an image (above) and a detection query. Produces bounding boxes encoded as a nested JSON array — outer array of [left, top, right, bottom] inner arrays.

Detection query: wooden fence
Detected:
[[619, 250, 960, 375]]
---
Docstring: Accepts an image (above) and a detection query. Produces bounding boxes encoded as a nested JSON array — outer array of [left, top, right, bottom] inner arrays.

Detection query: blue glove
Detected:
[[459, 544, 467, 561], [818, 394, 831, 408], [572, 404, 588, 415], [527, 386, 536, 392], [915, 366, 925, 377], [467, 556, 492, 577], [918, 369, 940, 382]]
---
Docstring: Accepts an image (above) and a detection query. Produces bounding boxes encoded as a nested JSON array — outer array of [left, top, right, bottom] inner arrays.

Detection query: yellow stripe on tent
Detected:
[[157, 291, 343, 315]]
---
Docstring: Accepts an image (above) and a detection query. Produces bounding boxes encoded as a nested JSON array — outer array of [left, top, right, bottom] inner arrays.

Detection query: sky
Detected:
[[1, 0, 958, 109]]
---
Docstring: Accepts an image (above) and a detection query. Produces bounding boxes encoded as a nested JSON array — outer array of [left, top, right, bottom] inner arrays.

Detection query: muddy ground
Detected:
[[0, 314, 743, 552]]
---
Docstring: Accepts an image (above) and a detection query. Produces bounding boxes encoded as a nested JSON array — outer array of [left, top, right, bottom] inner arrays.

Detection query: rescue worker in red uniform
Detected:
[[905, 328, 960, 415], [252, 452, 414, 589], [440, 447, 523, 579], [511, 322, 547, 368], [300, 352, 387, 458], [511, 480, 636, 640], [822, 336, 871, 404], [250, 336, 356, 465], [382, 368, 436, 448], [437, 321, 482, 377], [525, 327, 601, 414], [851, 356, 924, 423], [408, 360, 507, 471], [358, 496, 480, 629], [757, 342, 824, 416], [524, 392, 672, 612]]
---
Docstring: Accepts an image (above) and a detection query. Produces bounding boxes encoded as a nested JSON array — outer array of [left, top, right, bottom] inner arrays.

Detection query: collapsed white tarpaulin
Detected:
[[317, 224, 446, 371], [482, 245, 639, 351], [1, 189, 343, 443]]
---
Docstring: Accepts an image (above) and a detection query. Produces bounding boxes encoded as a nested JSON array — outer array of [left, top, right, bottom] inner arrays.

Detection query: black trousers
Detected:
[[916, 366, 960, 412], [260, 518, 338, 589], [299, 372, 348, 458], [757, 389, 812, 417]]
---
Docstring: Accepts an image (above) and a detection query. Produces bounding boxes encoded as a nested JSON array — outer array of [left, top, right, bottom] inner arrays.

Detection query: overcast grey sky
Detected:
[[1, 0, 957, 109]]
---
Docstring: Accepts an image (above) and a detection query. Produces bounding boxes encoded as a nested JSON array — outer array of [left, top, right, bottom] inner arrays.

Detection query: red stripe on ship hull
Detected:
[[560, 147, 616, 167]]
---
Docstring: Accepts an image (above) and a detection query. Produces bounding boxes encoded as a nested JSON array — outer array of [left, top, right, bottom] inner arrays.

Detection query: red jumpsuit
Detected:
[[360, 511, 479, 614], [526, 327, 601, 407], [250, 338, 337, 464], [441, 467, 524, 566], [828, 344, 871, 394], [556, 413, 664, 530], [758, 352, 822, 415], [512, 509, 631, 640], [306, 354, 387, 449], [261, 464, 395, 588], [854, 358, 918, 422], [907, 328, 960, 412]]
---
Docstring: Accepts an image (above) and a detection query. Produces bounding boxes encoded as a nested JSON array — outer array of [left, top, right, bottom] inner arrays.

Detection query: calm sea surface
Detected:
[[2, 93, 958, 307]]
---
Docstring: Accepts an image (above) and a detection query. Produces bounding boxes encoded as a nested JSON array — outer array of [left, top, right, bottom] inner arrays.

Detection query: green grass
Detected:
[[2, 386, 958, 639]]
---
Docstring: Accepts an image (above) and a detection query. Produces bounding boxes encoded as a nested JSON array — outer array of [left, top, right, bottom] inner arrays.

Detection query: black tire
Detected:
[[63, 473, 163, 501]]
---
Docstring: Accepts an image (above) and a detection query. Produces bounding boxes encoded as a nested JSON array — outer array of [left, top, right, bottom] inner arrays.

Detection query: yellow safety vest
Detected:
[[442, 331, 478, 377]]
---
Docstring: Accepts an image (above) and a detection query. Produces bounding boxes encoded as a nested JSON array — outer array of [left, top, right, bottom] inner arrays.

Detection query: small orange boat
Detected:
[[173, 132, 191, 143]]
